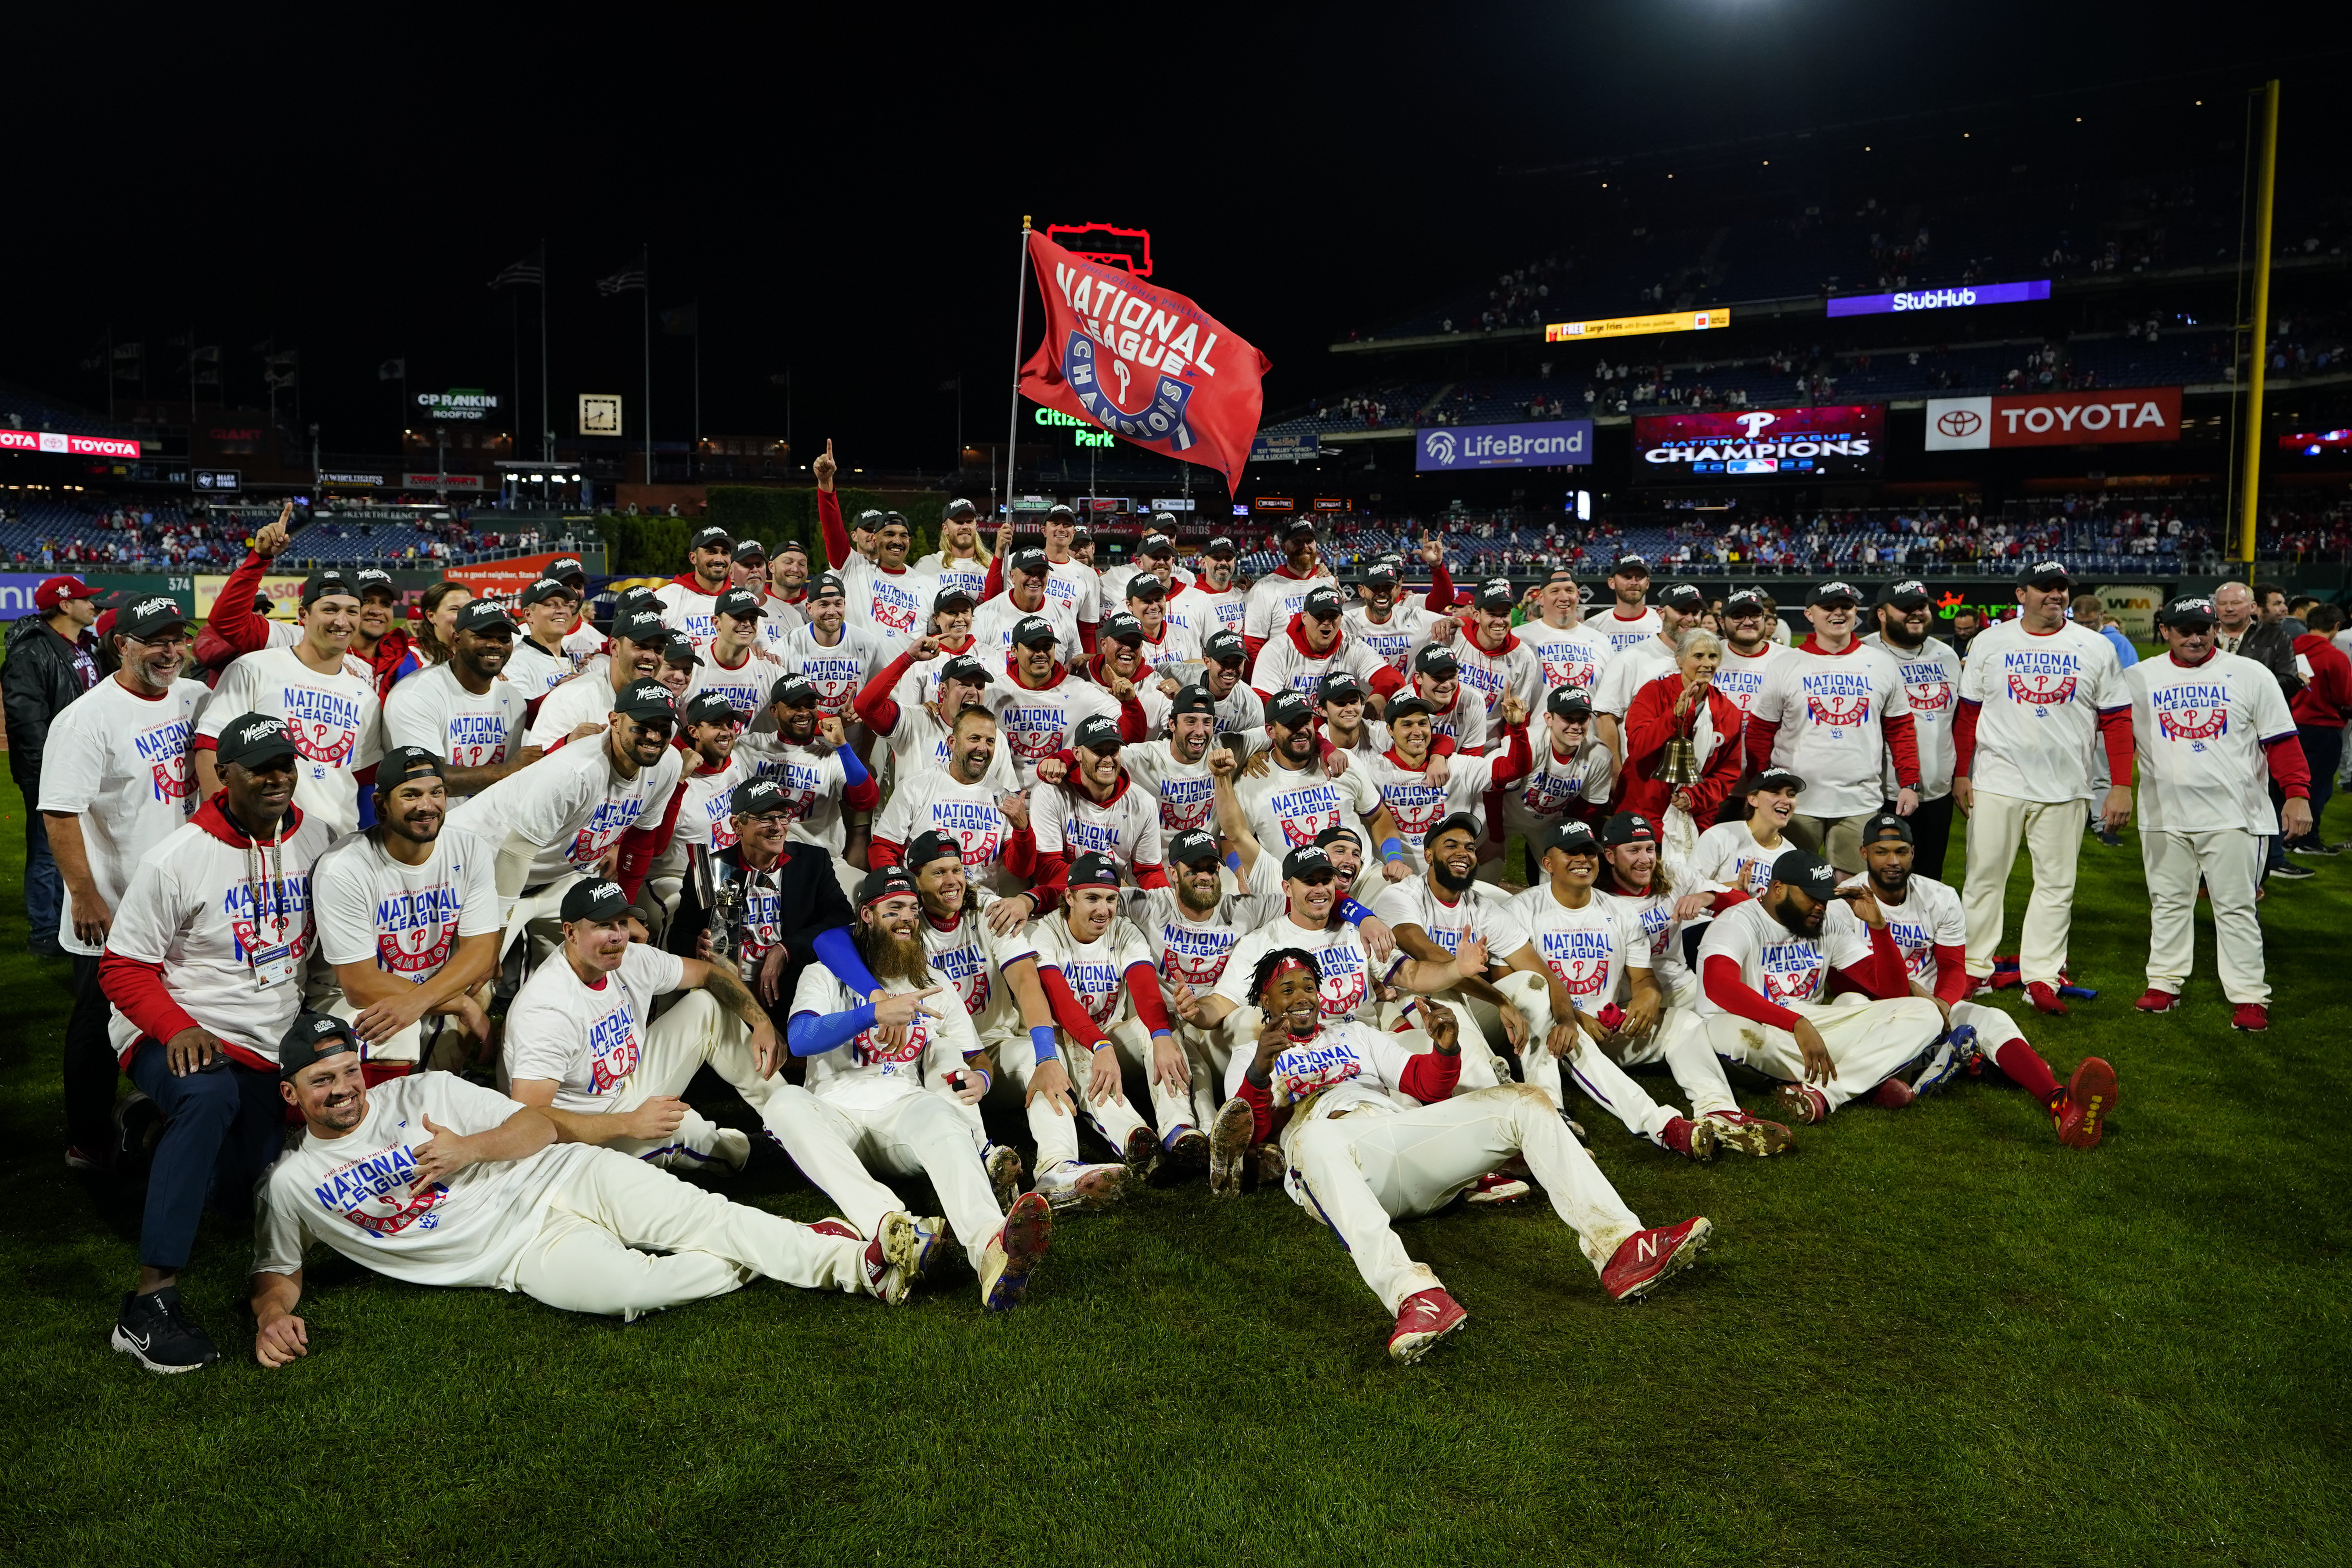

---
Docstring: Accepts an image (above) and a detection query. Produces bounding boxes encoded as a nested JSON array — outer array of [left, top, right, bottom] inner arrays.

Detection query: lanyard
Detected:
[[244, 826, 289, 951]]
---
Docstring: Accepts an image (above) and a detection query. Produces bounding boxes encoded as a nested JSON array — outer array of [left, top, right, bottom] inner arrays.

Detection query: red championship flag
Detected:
[[1017, 230, 1271, 489]]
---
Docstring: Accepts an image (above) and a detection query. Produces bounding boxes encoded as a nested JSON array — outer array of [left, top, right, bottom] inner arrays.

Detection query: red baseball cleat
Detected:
[[2133, 988, 2182, 1014], [1705, 1108, 1795, 1156], [808, 1217, 862, 1241], [2229, 1004, 2269, 1033], [1388, 1287, 1468, 1364], [978, 1193, 1054, 1311], [1463, 1171, 1532, 1205], [1659, 1115, 1720, 1162], [1872, 1077, 1916, 1109], [1602, 1217, 1713, 1301], [2049, 1057, 2119, 1150], [1770, 1082, 1829, 1124], [2026, 981, 2069, 1016]]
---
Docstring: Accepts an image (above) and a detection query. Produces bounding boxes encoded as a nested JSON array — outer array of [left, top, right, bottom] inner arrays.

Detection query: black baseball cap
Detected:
[[352, 567, 397, 602], [660, 634, 703, 669], [115, 593, 189, 641], [1860, 812, 1913, 845], [1072, 525, 1093, 545], [768, 674, 818, 707], [684, 691, 740, 726], [906, 829, 965, 870], [1878, 579, 1931, 610], [1303, 585, 1345, 619], [933, 584, 977, 613], [2160, 595, 2217, 630], [549, 556, 587, 585], [1099, 611, 1145, 644], [561, 878, 634, 922], [1008, 547, 1049, 577], [1283, 518, 1316, 540], [1011, 614, 1061, 649], [1426, 811, 1482, 849], [1414, 645, 1459, 679], [1265, 691, 1314, 730], [1609, 554, 1650, 577], [1364, 562, 1400, 588], [732, 538, 768, 563], [1546, 686, 1593, 721], [1741, 766, 1806, 796], [453, 599, 516, 636], [2018, 559, 2072, 589], [690, 525, 733, 552], [1315, 823, 1363, 852], [1204, 536, 1238, 557], [943, 497, 979, 520], [1384, 694, 1434, 721], [301, 567, 358, 607], [812, 572, 847, 600], [1073, 713, 1125, 754], [1167, 829, 1221, 868], [1317, 672, 1365, 706], [1281, 844, 1337, 882], [1543, 820, 1601, 858], [613, 679, 678, 719], [1807, 580, 1861, 608], [1138, 534, 1175, 557], [1723, 588, 1768, 616], [1661, 583, 1706, 614], [1475, 578, 1517, 612], [371, 746, 446, 799], [518, 577, 577, 608], [1124, 574, 1166, 603], [939, 654, 994, 686], [278, 1011, 360, 1081], [612, 606, 668, 645], [1770, 847, 1840, 902], [1601, 811, 1658, 847], [715, 588, 764, 622], [1203, 629, 1246, 664], [1065, 851, 1122, 889], [730, 777, 788, 816], [772, 538, 810, 561], [1168, 683, 1217, 716], [858, 863, 921, 908], [216, 712, 298, 770]]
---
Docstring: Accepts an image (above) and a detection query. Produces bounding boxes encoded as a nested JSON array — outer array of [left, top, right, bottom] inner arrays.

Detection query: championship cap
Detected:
[[939, 653, 994, 687], [1476, 578, 1517, 612], [660, 633, 703, 669], [1008, 546, 1050, 576], [768, 673, 818, 706], [453, 599, 516, 636], [812, 572, 847, 600], [1099, 611, 1145, 643], [114, 593, 189, 642], [942, 497, 979, 520], [1204, 536, 1238, 557], [1138, 533, 1175, 557], [1542, 819, 1601, 858], [1601, 811, 1658, 847], [1315, 823, 1363, 852], [1167, 683, 1217, 717], [277, 1011, 360, 1082], [876, 510, 909, 533], [518, 577, 576, 607], [216, 712, 298, 770], [352, 566, 397, 601], [32, 571, 93, 606], [1316, 671, 1365, 707], [1546, 686, 1593, 721], [1806, 580, 1861, 608], [772, 538, 810, 561], [612, 605, 668, 644], [1770, 847, 1841, 902], [2019, 559, 2072, 589], [1073, 713, 1124, 753], [1414, 644, 1460, 679], [1153, 512, 1178, 530], [1303, 585, 1346, 619], [906, 829, 965, 870], [715, 588, 765, 622], [1660, 583, 1706, 614], [2160, 595, 2217, 630], [1283, 517, 1316, 540], [613, 678, 678, 719], [1167, 829, 1222, 867], [371, 746, 446, 799], [1426, 810, 1482, 847], [612, 584, 658, 610], [853, 509, 887, 533], [1124, 573, 1166, 602], [933, 583, 977, 612], [1363, 561, 1400, 588], [1723, 587, 1768, 616], [1045, 504, 1077, 525], [690, 525, 734, 552], [1010, 614, 1061, 649], [1265, 690, 1314, 730], [300, 567, 358, 607], [1384, 694, 1434, 721], [1065, 850, 1123, 889], [549, 556, 588, 585], [1742, 766, 1807, 795], [560, 878, 634, 922], [1859, 812, 1913, 845], [1878, 578, 1931, 610], [1610, 553, 1650, 577], [858, 863, 921, 908], [1203, 629, 1246, 663], [730, 777, 788, 817], [1281, 843, 1337, 882], [732, 538, 768, 563], [684, 691, 740, 726]]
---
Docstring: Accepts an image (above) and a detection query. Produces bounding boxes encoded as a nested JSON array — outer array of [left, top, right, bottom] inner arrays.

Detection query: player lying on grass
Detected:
[[1842, 813, 2117, 1147], [250, 1013, 925, 1366], [1223, 948, 1713, 1366]]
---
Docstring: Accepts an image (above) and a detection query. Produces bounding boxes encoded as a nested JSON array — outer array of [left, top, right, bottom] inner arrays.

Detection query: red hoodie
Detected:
[[2291, 633, 2352, 730]]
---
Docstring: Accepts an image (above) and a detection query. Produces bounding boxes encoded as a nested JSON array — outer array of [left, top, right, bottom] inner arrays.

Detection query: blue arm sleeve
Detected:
[[788, 1001, 877, 1058], [837, 744, 870, 789], [1337, 897, 1374, 926], [813, 925, 883, 998]]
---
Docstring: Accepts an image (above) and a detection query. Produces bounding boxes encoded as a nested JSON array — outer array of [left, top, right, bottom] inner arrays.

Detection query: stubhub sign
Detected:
[[1416, 419, 1592, 472], [1827, 278, 2051, 318]]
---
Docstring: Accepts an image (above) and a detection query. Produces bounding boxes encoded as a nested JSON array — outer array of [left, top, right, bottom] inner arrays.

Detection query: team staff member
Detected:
[[311, 750, 500, 1074], [1951, 561, 2132, 1014], [1591, 554, 1662, 654], [2127, 597, 2311, 1033], [1591, 583, 1704, 762], [914, 497, 993, 606], [99, 713, 339, 1372], [381, 600, 535, 798], [5, 571, 100, 957], [39, 593, 206, 1170], [1861, 580, 1961, 878], [2282, 602, 2352, 857], [813, 441, 929, 654], [196, 568, 384, 838]]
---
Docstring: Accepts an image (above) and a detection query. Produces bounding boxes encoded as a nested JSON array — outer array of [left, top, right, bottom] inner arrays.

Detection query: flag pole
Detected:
[[641, 243, 653, 495], [538, 239, 550, 463], [1004, 217, 1032, 527]]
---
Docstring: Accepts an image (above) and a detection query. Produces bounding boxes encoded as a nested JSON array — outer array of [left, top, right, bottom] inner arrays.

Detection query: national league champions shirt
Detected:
[[312, 831, 501, 987], [200, 647, 384, 838], [36, 675, 208, 957], [505, 942, 686, 1110]]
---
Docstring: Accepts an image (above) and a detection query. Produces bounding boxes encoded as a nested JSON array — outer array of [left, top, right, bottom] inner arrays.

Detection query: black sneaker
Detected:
[[2289, 840, 2338, 856], [111, 1286, 220, 1374], [2269, 863, 2317, 882]]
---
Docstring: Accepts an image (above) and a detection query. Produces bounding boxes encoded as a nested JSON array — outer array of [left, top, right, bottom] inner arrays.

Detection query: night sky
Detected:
[[7, 5, 2344, 470]]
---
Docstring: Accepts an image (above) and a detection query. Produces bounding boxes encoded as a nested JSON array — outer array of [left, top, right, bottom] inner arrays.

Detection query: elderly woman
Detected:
[[1618, 626, 1745, 828]]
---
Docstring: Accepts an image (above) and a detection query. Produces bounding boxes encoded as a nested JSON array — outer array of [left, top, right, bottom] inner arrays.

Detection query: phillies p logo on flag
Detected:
[[1018, 231, 1271, 489]]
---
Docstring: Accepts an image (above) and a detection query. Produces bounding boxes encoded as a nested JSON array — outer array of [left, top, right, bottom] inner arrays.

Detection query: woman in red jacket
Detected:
[[1619, 628, 1745, 827]]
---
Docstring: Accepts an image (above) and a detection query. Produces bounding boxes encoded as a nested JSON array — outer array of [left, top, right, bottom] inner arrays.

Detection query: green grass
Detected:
[[1, 769, 2347, 1568]]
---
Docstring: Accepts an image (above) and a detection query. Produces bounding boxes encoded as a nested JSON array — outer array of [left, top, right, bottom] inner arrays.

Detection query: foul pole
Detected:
[[2238, 79, 2281, 570]]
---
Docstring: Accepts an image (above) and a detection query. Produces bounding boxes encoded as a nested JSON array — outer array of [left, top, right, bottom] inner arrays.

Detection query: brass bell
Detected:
[[1658, 735, 1702, 786]]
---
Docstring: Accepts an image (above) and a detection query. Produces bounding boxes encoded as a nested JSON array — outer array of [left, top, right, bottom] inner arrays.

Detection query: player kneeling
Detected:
[[1227, 949, 1712, 1365], [251, 1013, 923, 1363]]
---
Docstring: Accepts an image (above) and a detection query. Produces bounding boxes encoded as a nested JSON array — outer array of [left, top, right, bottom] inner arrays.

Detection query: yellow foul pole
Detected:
[[2238, 79, 2281, 569]]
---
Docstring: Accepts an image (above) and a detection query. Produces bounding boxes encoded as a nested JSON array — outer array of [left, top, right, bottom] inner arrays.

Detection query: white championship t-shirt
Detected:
[[874, 770, 1013, 873], [2125, 648, 2299, 835], [444, 737, 683, 889], [1032, 775, 1163, 882], [524, 662, 618, 748], [920, 892, 1040, 1041], [382, 664, 529, 786], [312, 830, 500, 985], [1124, 885, 1286, 1011], [1749, 641, 1915, 818], [1373, 877, 1532, 960], [1957, 619, 2125, 803], [1028, 910, 1156, 1035], [1216, 913, 1379, 1026], [200, 647, 384, 839], [1519, 619, 1615, 696], [1230, 755, 1384, 856], [506, 943, 686, 1110], [982, 674, 1123, 787], [1687, 820, 1787, 900], [791, 962, 981, 1111], [36, 675, 207, 956], [1842, 870, 1963, 990], [1861, 633, 1960, 799], [1511, 882, 1650, 1013], [1593, 605, 1663, 655], [1692, 895, 1871, 1017]]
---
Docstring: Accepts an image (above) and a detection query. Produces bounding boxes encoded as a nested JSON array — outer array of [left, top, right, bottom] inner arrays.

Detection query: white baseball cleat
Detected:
[[1033, 1159, 1126, 1210], [978, 1193, 1054, 1310], [861, 1212, 929, 1306]]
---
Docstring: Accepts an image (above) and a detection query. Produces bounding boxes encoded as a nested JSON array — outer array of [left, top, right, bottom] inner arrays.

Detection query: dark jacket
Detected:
[[1, 614, 95, 788], [2227, 620, 2305, 701], [668, 839, 856, 1022]]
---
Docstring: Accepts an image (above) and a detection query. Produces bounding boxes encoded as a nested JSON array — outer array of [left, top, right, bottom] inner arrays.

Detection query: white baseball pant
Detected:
[[1702, 995, 1946, 1112], [987, 1029, 1156, 1171], [322, 993, 481, 1072], [1110, 1013, 1236, 1135], [761, 1084, 1005, 1273], [1508, 972, 1730, 1132], [2142, 827, 2269, 1004], [1283, 1084, 1644, 1314], [508, 1146, 867, 1319], [539, 990, 770, 1170], [1962, 789, 2085, 985]]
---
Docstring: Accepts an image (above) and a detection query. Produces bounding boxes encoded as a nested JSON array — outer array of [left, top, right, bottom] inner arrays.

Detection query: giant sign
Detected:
[[1827, 279, 2051, 318], [1925, 387, 2182, 450], [1634, 405, 1882, 479], [1416, 419, 1593, 472]]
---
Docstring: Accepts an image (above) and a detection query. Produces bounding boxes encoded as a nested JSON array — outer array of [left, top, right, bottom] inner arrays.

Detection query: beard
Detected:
[[1768, 893, 1819, 938], [1176, 874, 1222, 916], [1432, 859, 1476, 893], [860, 926, 931, 986]]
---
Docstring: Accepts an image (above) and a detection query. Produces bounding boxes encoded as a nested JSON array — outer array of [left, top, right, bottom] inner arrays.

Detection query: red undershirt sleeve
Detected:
[[1742, 717, 1780, 777], [614, 778, 690, 903], [2098, 706, 2133, 787], [1132, 860, 1169, 892], [1118, 694, 1146, 743], [1398, 1048, 1463, 1102], [209, 549, 275, 655], [982, 554, 1004, 600], [866, 835, 903, 868], [818, 488, 851, 571], [98, 951, 199, 1060], [1037, 967, 1109, 1049], [1368, 665, 1406, 699], [854, 650, 917, 736], [1882, 712, 1922, 791], [1932, 942, 1970, 1007], [1834, 925, 1911, 1001], [1951, 697, 1982, 777], [1702, 951, 1803, 1033], [2265, 732, 2312, 798], [1235, 1075, 1285, 1144], [1126, 962, 1174, 1033]]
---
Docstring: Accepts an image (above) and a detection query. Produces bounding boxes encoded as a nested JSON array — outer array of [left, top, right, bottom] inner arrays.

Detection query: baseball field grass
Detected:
[[0, 770, 2346, 1568]]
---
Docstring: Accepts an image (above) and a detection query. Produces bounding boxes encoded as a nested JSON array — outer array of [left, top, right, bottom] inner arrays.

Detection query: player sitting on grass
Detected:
[[1224, 948, 1713, 1365], [250, 1012, 924, 1366], [1843, 813, 2118, 1147]]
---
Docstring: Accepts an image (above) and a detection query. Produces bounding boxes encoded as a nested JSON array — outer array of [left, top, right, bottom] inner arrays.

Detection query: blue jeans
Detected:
[[22, 796, 61, 952], [124, 1039, 284, 1271]]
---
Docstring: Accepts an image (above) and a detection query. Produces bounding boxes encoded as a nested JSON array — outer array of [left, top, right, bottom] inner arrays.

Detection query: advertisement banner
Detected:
[[194, 572, 313, 621], [1827, 279, 2050, 318], [1925, 387, 2183, 450], [441, 552, 569, 602], [1250, 432, 1319, 463], [0, 430, 143, 458], [405, 472, 486, 490], [1416, 419, 1593, 472], [1017, 231, 1272, 490], [1545, 308, 1729, 343], [2099, 584, 2163, 640], [1635, 405, 1882, 479]]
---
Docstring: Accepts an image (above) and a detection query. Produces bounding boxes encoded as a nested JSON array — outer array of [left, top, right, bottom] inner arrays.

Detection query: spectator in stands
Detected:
[[5, 574, 101, 958], [2285, 603, 2352, 858]]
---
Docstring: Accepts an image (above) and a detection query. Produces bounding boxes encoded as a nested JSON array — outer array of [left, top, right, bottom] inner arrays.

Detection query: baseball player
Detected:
[[735, 675, 881, 886], [855, 644, 1017, 792], [1591, 554, 1663, 654], [811, 446, 928, 655], [1448, 578, 1543, 727], [2126, 596, 2312, 1033], [525, 602, 672, 747], [1861, 580, 1961, 877], [1844, 814, 2117, 1146], [654, 524, 736, 644], [1124, 572, 1200, 671], [1241, 519, 1334, 661], [195, 569, 384, 838], [1951, 561, 2133, 1014], [686, 588, 793, 725], [1026, 713, 1167, 896], [911, 497, 993, 607], [1166, 536, 1248, 648], [1709, 587, 1788, 733], [506, 577, 583, 700], [1225, 948, 1713, 1363], [251, 1012, 923, 1362], [870, 705, 1032, 887], [1351, 694, 1533, 873], [852, 588, 983, 741], [1158, 627, 1268, 740], [1497, 686, 1616, 885], [381, 599, 533, 798], [774, 864, 1057, 1308], [758, 539, 814, 643], [1249, 582, 1405, 707], [983, 615, 1140, 787], [774, 573, 885, 742], [1405, 645, 1491, 756], [1109, 682, 1237, 839], [1514, 566, 1615, 699], [972, 547, 1082, 669], [1693, 846, 1948, 1124]]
